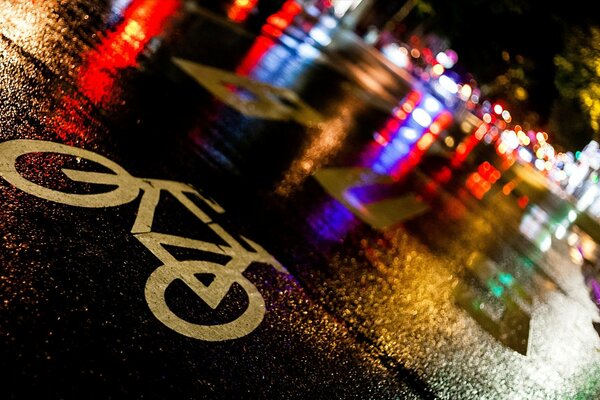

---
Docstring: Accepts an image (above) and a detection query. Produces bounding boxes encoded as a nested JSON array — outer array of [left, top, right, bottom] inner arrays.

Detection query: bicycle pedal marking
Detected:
[[0, 139, 286, 341]]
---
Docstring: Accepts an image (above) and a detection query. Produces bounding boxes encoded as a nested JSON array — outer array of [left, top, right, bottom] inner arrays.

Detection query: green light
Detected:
[[576, 151, 581, 160], [521, 258, 534, 270], [488, 279, 504, 297], [498, 272, 515, 287]]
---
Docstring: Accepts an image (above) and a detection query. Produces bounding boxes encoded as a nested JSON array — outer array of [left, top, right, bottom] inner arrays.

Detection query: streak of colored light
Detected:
[[262, 0, 302, 38], [78, 0, 180, 105], [236, 1, 303, 75], [227, 0, 258, 22]]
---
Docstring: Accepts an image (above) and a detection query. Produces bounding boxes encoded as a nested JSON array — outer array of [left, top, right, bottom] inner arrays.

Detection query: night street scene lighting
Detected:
[[1, 0, 600, 398]]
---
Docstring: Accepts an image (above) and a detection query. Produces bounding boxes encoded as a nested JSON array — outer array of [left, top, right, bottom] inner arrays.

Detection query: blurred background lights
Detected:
[[423, 96, 441, 113], [412, 108, 433, 127], [438, 74, 458, 94]]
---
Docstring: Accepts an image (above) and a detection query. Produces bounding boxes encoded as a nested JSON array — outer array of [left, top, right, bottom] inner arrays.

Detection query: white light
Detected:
[[400, 127, 419, 141], [518, 147, 533, 163], [279, 34, 298, 49], [438, 75, 458, 94], [382, 43, 409, 68], [555, 224, 567, 240], [568, 210, 577, 222], [423, 96, 441, 114], [576, 185, 598, 211], [332, 0, 356, 17], [320, 15, 338, 29], [309, 27, 332, 46], [539, 234, 552, 252], [435, 52, 454, 68], [535, 159, 545, 171], [501, 130, 519, 150], [298, 43, 319, 59], [412, 108, 433, 127]]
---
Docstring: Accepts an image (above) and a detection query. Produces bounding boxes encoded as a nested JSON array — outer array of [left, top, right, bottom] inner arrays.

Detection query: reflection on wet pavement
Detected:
[[0, 1, 599, 398]]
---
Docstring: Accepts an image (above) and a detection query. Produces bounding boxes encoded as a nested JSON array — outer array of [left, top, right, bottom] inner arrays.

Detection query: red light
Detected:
[[432, 166, 452, 184], [260, 1, 302, 38], [518, 196, 529, 208], [236, 35, 277, 75], [79, 0, 180, 104], [386, 119, 400, 132]]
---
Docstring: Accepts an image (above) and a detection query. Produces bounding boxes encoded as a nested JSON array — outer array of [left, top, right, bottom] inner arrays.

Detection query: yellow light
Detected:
[[432, 64, 445, 76], [536, 148, 545, 159], [536, 132, 546, 143], [497, 142, 506, 154], [460, 84, 472, 99], [444, 136, 455, 147], [474, 124, 487, 140], [514, 86, 528, 100], [417, 133, 434, 150]]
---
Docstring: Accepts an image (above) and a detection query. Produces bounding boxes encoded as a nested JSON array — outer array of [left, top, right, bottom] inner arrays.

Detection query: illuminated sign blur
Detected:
[[313, 167, 429, 230], [173, 58, 323, 126]]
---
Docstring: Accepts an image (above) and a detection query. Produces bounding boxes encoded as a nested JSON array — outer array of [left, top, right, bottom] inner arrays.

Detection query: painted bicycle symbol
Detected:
[[0, 139, 286, 341]]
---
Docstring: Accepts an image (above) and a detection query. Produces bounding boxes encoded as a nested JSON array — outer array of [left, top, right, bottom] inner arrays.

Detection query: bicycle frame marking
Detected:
[[0, 139, 286, 341]]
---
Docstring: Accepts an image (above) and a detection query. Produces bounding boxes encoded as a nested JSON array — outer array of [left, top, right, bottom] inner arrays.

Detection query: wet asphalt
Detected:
[[0, 1, 599, 399]]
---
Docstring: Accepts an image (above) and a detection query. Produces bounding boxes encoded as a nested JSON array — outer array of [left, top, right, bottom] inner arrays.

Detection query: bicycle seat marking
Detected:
[[0, 139, 287, 341]]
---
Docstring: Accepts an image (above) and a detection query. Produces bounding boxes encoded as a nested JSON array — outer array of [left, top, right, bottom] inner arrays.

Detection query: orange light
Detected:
[[490, 170, 501, 183], [374, 133, 388, 146], [417, 132, 434, 150], [474, 124, 487, 140], [394, 109, 407, 120], [228, 0, 259, 22]]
